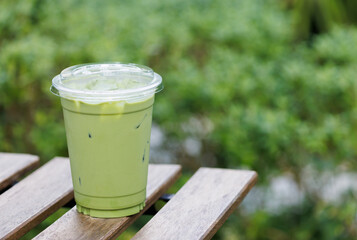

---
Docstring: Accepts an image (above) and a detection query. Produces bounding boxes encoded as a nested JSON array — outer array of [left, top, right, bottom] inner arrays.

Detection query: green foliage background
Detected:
[[1, 0, 356, 239]]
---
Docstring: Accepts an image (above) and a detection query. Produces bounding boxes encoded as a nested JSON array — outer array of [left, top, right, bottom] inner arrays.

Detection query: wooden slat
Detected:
[[132, 168, 258, 240], [0, 152, 40, 191], [34, 164, 182, 240], [0, 157, 73, 240]]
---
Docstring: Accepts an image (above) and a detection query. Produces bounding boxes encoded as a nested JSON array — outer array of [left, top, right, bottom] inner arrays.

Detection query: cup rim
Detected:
[[51, 62, 163, 101]]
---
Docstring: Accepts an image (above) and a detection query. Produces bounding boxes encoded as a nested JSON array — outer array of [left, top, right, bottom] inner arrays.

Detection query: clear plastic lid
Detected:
[[51, 62, 163, 102]]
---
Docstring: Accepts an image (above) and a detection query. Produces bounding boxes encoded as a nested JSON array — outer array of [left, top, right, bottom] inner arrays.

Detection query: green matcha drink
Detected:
[[51, 63, 163, 218]]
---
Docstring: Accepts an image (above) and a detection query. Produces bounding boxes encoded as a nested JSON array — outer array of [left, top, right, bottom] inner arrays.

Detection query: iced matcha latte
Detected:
[[51, 63, 163, 218]]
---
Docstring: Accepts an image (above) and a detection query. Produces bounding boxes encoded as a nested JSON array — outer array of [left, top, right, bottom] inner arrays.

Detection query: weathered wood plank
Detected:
[[0, 157, 73, 240], [0, 152, 40, 191], [132, 168, 258, 240], [34, 164, 182, 240]]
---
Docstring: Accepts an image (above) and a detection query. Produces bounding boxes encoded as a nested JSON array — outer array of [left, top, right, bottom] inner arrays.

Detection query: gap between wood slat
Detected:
[[0, 152, 40, 191], [33, 164, 182, 240], [0, 157, 73, 240], [132, 167, 258, 240]]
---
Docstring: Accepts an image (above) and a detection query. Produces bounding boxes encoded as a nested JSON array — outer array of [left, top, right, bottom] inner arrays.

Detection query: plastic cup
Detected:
[[51, 63, 163, 218]]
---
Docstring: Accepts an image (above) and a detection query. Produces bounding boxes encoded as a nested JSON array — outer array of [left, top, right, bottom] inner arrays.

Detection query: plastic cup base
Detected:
[[76, 202, 145, 218]]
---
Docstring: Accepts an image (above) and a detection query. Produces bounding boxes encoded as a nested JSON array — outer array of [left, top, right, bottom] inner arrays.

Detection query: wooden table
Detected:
[[0, 152, 257, 240]]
